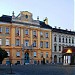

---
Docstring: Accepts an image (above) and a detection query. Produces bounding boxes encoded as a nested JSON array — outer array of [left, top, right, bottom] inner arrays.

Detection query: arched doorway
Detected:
[[25, 53, 29, 64], [54, 55, 57, 63]]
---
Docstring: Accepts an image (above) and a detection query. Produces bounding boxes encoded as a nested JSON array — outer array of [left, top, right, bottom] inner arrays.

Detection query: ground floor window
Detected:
[[46, 60, 49, 63], [34, 60, 37, 64]]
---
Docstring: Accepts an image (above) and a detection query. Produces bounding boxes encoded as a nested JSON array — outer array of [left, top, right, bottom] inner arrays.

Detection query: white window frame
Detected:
[[16, 51, 20, 57], [45, 33, 48, 38], [33, 41, 36, 47], [33, 31, 36, 36], [16, 39, 20, 46], [6, 27, 10, 34], [25, 40, 29, 46], [6, 39, 10, 46], [40, 41, 43, 48], [34, 52, 36, 57], [45, 42, 49, 48], [25, 29, 28, 35], [16, 28, 20, 36]]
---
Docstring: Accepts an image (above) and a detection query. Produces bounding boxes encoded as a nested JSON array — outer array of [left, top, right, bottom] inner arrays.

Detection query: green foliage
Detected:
[[0, 48, 8, 62]]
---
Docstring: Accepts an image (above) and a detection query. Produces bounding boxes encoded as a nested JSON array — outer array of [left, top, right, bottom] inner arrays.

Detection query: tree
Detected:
[[0, 48, 8, 62]]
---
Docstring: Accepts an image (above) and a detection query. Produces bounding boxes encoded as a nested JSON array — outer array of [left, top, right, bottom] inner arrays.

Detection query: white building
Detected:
[[52, 27, 75, 63]]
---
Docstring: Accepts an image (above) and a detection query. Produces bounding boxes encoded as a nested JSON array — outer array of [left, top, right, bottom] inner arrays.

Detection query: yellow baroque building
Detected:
[[0, 11, 52, 65]]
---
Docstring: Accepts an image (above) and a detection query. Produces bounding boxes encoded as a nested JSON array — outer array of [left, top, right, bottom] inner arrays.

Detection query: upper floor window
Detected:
[[59, 36, 61, 42], [40, 32, 43, 37], [0, 27, 2, 33], [16, 28, 20, 36], [54, 36, 57, 42], [25, 15, 28, 19], [6, 27, 10, 34], [33, 41, 36, 47], [33, 31, 36, 36], [59, 46, 61, 51], [45, 33, 48, 38], [6, 39, 10, 46], [72, 37, 74, 44], [62, 37, 64, 43], [0, 39, 2, 45], [16, 39, 20, 46], [54, 45, 57, 52], [24, 40, 29, 46], [25, 29, 28, 35], [69, 37, 71, 43], [66, 37, 67, 43], [45, 42, 49, 48], [16, 51, 20, 57], [40, 41, 43, 48]]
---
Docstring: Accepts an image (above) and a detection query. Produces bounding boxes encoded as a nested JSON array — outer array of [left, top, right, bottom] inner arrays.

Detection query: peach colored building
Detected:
[[0, 11, 52, 65]]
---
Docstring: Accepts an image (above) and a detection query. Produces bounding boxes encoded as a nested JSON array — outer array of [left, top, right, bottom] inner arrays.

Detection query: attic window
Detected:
[[25, 15, 28, 19]]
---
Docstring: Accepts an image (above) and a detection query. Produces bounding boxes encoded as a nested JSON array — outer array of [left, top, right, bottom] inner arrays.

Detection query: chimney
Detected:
[[58, 27, 60, 29], [44, 17, 48, 25], [55, 26, 57, 28], [37, 16, 39, 20], [12, 11, 15, 19]]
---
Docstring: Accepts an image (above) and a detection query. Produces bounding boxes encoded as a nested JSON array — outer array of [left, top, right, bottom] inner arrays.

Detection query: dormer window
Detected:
[[25, 15, 28, 19]]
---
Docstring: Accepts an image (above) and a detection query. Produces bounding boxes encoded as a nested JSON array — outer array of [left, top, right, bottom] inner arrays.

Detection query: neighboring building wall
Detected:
[[52, 31, 75, 63]]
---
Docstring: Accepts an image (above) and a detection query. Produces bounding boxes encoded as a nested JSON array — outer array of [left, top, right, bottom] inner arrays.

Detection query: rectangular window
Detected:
[[16, 28, 20, 36], [25, 29, 28, 35], [59, 36, 61, 42], [40, 41, 43, 48], [16, 52, 20, 57], [69, 37, 71, 43], [54, 36, 57, 42], [72, 37, 74, 44], [33, 41, 36, 47], [45, 33, 48, 38], [33, 31, 36, 36], [0, 39, 2, 45], [33, 31, 37, 38], [40, 32, 43, 37], [34, 52, 36, 57], [25, 40, 29, 46], [6, 39, 10, 46], [6, 27, 10, 34], [46, 52, 48, 58], [62, 37, 64, 43], [66, 37, 67, 43], [16, 39, 20, 46], [45, 42, 49, 48], [59, 46, 61, 51], [0, 27, 2, 33]]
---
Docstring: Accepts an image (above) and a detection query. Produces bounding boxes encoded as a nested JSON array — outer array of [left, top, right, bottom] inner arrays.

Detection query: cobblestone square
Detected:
[[0, 64, 75, 75]]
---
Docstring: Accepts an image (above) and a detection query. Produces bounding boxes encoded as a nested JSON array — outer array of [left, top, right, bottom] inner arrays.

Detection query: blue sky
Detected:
[[0, 0, 74, 30]]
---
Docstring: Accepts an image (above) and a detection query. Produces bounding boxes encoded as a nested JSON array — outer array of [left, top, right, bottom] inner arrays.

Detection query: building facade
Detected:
[[0, 11, 52, 64], [52, 27, 75, 63]]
